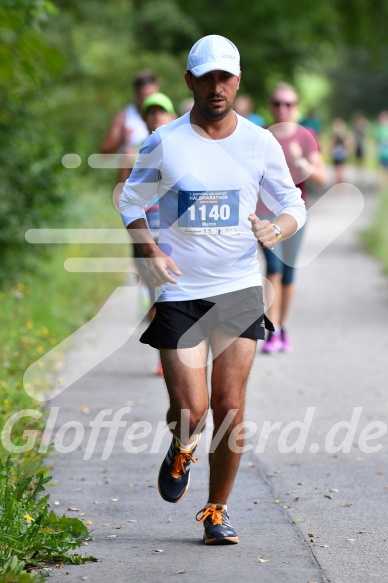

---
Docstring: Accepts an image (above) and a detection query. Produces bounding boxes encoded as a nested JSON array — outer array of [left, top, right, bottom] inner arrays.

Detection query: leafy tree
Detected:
[[0, 0, 66, 281], [327, 48, 388, 119]]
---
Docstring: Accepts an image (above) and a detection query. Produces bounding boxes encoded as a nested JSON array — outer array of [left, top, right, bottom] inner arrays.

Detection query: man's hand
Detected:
[[248, 214, 277, 249], [146, 253, 182, 286]]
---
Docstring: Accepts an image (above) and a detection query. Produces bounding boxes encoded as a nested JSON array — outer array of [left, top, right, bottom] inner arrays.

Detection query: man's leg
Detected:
[[160, 340, 209, 443], [208, 331, 256, 504], [157, 341, 210, 504], [264, 272, 282, 328], [195, 331, 256, 544]]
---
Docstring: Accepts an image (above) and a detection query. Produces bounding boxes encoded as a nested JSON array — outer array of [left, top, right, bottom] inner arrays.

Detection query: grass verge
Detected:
[[362, 186, 388, 274], [0, 173, 128, 579]]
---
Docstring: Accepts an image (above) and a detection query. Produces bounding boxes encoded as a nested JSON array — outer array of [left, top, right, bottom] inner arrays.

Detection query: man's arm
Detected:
[[101, 109, 131, 154], [119, 130, 181, 286], [260, 133, 307, 232], [127, 218, 181, 285]]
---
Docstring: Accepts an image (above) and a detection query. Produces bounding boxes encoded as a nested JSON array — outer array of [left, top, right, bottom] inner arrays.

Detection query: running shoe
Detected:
[[261, 331, 282, 354], [196, 504, 239, 545], [158, 435, 200, 503], [280, 328, 293, 353]]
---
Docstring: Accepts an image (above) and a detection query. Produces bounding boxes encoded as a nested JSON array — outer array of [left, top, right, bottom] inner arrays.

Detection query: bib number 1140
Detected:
[[188, 204, 231, 222]]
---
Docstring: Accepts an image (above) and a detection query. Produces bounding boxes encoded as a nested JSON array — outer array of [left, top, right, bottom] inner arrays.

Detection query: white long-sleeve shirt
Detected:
[[120, 113, 306, 301]]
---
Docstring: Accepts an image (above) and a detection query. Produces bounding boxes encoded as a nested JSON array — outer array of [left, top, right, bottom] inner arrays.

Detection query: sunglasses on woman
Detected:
[[271, 100, 298, 108]]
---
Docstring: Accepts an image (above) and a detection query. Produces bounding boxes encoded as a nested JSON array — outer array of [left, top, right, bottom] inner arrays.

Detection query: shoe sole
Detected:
[[157, 467, 190, 504], [204, 536, 239, 545]]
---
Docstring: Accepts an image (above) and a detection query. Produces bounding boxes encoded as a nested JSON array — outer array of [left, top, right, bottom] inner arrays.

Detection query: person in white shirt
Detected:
[[101, 70, 159, 184], [119, 35, 306, 545]]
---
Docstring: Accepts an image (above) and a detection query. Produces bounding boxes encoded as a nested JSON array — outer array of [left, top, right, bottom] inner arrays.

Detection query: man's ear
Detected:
[[184, 71, 193, 91]]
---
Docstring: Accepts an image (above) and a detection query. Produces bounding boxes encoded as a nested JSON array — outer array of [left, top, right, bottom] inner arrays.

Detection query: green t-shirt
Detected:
[[375, 124, 388, 160]]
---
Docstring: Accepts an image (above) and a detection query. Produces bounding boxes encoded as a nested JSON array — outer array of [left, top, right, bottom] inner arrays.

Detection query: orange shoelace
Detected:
[[170, 450, 198, 479], [195, 505, 224, 525]]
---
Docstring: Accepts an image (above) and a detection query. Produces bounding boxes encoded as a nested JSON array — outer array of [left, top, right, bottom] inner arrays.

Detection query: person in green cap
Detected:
[[142, 92, 176, 134]]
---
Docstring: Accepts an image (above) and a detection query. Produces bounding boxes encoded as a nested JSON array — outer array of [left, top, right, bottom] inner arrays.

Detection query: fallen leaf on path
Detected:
[[85, 521, 94, 525], [80, 406, 89, 414], [110, 498, 119, 502], [341, 504, 352, 508], [329, 488, 339, 493], [273, 499, 281, 504], [258, 558, 268, 563], [68, 507, 80, 512], [128, 519, 138, 523], [107, 535, 117, 539], [175, 571, 186, 574], [153, 549, 164, 553]]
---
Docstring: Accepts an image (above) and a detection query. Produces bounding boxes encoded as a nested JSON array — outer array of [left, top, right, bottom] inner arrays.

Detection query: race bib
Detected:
[[177, 189, 240, 235]]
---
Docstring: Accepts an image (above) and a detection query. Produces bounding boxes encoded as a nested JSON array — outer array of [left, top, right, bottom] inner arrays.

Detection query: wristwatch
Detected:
[[271, 223, 282, 241]]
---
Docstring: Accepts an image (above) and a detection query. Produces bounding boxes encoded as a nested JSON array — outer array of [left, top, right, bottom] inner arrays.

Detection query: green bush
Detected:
[[0, 1, 67, 282]]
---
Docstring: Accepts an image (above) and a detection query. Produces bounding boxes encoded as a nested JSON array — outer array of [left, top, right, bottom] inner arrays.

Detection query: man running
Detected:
[[119, 35, 306, 545]]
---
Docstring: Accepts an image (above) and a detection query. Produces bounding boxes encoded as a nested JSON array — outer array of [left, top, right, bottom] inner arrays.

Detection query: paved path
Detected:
[[45, 169, 388, 582]]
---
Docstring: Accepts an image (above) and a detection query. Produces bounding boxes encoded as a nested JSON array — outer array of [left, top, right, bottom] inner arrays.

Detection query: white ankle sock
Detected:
[[205, 502, 227, 510], [177, 435, 198, 450]]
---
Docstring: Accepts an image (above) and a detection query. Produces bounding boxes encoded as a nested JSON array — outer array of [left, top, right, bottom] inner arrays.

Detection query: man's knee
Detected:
[[211, 399, 244, 432]]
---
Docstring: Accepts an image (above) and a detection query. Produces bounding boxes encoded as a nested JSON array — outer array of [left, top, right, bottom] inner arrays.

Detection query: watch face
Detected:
[[271, 224, 282, 239]]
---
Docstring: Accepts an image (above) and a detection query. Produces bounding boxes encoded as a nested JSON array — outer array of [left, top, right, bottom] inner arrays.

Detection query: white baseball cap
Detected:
[[187, 35, 240, 78]]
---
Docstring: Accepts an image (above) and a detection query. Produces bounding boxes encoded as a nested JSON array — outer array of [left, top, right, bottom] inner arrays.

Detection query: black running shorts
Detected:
[[140, 286, 274, 349]]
